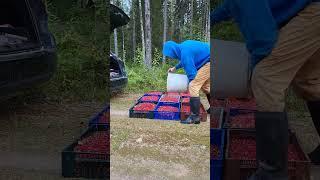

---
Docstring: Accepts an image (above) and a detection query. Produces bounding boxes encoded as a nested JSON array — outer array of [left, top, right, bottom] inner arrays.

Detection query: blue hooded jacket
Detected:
[[210, 0, 316, 67], [163, 40, 210, 81]]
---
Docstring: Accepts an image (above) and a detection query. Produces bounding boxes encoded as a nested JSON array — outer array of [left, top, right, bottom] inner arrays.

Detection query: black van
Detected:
[[110, 4, 130, 93], [0, 0, 57, 98]]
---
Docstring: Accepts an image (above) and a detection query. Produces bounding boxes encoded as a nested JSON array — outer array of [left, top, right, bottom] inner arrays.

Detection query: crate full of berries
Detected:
[[89, 105, 109, 130], [226, 97, 257, 111], [129, 102, 156, 119], [210, 128, 225, 180], [62, 127, 109, 179], [138, 94, 161, 103], [224, 130, 310, 180], [180, 103, 207, 122], [154, 102, 180, 120], [224, 109, 256, 129], [159, 95, 181, 105], [210, 107, 225, 129], [211, 98, 227, 108], [145, 91, 163, 96]]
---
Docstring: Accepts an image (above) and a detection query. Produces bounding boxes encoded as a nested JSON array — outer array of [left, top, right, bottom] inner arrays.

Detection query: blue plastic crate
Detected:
[[138, 94, 161, 103], [210, 128, 225, 180], [154, 102, 180, 120], [89, 105, 109, 130], [158, 95, 181, 105]]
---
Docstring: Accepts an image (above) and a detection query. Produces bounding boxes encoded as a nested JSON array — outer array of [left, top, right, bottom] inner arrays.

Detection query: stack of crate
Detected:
[[129, 91, 207, 121], [61, 105, 110, 179], [211, 98, 311, 180]]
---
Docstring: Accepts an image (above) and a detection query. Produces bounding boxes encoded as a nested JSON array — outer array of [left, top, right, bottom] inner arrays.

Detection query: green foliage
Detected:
[[126, 63, 171, 93], [42, 1, 108, 101]]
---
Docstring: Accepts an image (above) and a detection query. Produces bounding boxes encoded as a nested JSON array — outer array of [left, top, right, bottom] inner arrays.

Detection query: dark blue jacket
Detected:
[[163, 40, 210, 81], [211, 0, 315, 67]]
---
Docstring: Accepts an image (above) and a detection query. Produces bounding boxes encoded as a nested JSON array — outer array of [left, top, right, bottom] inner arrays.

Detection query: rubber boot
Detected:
[[206, 94, 211, 114], [248, 112, 288, 180], [307, 101, 320, 165], [182, 97, 200, 124]]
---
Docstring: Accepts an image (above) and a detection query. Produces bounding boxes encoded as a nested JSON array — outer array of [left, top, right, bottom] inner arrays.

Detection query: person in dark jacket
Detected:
[[211, 0, 320, 179], [163, 40, 210, 124]]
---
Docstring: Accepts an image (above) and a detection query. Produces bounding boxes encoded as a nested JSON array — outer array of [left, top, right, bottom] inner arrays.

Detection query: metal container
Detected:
[[211, 39, 251, 98]]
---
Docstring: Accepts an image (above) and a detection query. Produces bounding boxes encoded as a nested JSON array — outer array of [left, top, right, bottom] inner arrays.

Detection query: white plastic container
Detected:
[[211, 39, 251, 98], [167, 73, 189, 92]]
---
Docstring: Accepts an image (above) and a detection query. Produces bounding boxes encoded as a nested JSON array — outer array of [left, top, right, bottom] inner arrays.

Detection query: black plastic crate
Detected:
[[224, 130, 310, 180], [129, 102, 156, 119], [62, 127, 109, 179]]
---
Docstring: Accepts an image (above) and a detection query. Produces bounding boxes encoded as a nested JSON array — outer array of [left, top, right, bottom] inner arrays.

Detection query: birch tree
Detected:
[[144, 0, 152, 68]]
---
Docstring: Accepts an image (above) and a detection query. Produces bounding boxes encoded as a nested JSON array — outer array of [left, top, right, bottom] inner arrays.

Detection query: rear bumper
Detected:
[[110, 76, 128, 92], [0, 48, 57, 98]]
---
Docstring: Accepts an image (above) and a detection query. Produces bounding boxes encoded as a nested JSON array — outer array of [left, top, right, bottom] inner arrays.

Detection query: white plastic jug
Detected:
[[167, 73, 189, 92]]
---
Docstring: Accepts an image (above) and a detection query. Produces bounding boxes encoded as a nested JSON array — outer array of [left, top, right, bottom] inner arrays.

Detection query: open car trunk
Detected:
[[0, 0, 40, 53], [110, 53, 125, 79]]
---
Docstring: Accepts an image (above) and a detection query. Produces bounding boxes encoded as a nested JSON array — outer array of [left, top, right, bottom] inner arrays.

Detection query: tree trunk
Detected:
[[144, 0, 152, 68], [170, 0, 175, 40], [138, 0, 145, 62], [114, 29, 118, 55], [162, 0, 168, 64], [190, 0, 193, 36], [132, 0, 136, 60]]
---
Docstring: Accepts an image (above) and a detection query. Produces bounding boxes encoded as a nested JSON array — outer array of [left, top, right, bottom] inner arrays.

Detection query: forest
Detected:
[[111, 0, 210, 92], [40, 0, 109, 101]]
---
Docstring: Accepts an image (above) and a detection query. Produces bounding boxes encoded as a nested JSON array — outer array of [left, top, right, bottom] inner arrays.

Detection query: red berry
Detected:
[[140, 96, 159, 102], [133, 103, 156, 111], [229, 113, 255, 128], [160, 95, 180, 103], [227, 98, 256, 110], [157, 106, 179, 112], [165, 92, 180, 96], [146, 91, 163, 95], [74, 131, 109, 160]]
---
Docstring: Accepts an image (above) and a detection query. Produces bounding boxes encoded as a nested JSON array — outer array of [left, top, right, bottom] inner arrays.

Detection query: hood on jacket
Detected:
[[162, 41, 181, 60]]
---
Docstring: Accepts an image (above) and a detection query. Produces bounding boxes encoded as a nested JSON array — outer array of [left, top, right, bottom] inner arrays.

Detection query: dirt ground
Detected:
[[110, 93, 211, 180], [111, 93, 320, 180], [0, 96, 104, 180]]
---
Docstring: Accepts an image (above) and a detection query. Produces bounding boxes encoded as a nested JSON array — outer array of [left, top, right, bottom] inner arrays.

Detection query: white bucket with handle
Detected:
[[167, 73, 189, 92]]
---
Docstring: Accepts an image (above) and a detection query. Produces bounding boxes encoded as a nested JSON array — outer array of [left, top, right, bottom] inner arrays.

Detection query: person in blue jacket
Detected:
[[163, 40, 210, 124], [211, 0, 320, 179]]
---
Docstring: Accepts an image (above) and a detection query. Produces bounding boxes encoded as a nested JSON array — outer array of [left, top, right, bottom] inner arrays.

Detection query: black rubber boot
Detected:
[[206, 94, 211, 114], [307, 101, 320, 165], [248, 112, 288, 180], [181, 97, 200, 124]]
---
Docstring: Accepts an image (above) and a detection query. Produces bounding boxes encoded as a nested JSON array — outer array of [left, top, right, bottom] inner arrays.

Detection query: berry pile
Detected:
[[146, 91, 163, 95], [211, 145, 221, 159], [229, 137, 302, 161], [182, 97, 190, 103], [160, 95, 180, 103], [211, 118, 220, 129], [227, 98, 256, 110], [74, 131, 109, 159], [180, 92, 190, 97], [157, 106, 179, 112], [229, 113, 255, 128], [166, 92, 180, 96], [133, 103, 156, 111], [140, 95, 159, 102], [98, 113, 109, 124]]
